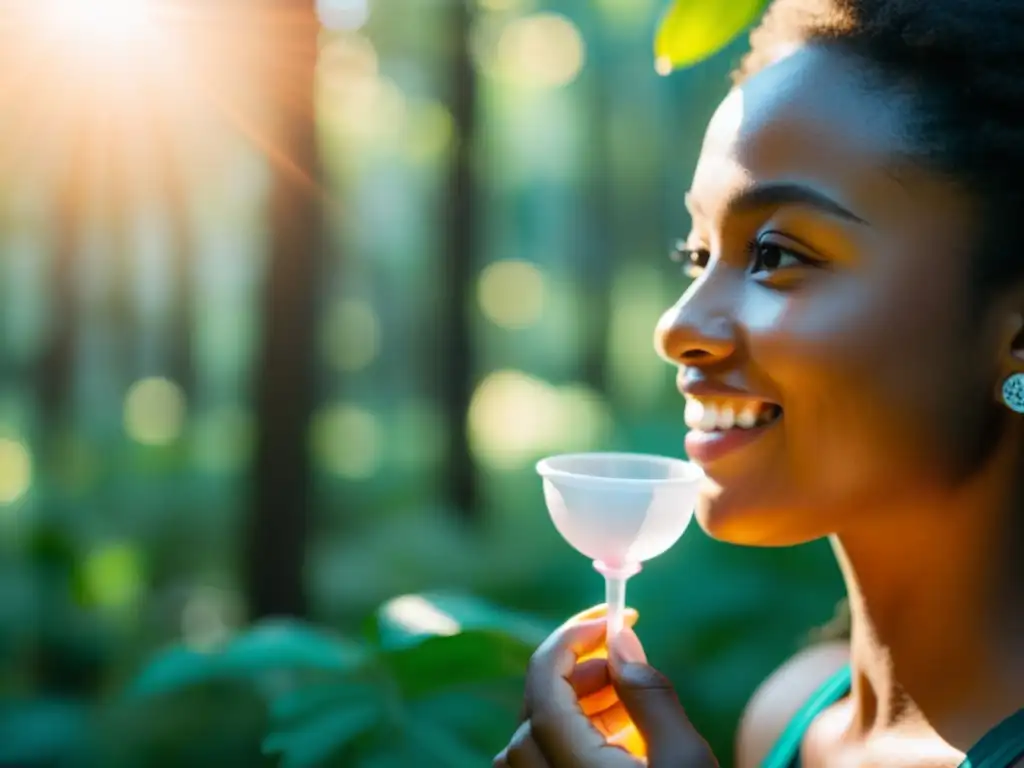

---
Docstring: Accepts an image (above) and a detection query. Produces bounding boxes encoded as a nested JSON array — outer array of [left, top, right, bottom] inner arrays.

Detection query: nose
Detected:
[[654, 292, 737, 367]]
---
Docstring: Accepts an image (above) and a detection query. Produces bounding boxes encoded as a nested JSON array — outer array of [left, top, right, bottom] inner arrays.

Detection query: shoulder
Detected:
[[734, 641, 850, 768]]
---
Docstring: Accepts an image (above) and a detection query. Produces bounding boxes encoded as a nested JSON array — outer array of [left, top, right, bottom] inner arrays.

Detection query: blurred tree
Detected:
[[580, 18, 615, 395], [439, 0, 480, 525], [244, 0, 323, 619], [157, 132, 196, 396], [38, 119, 87, 443]]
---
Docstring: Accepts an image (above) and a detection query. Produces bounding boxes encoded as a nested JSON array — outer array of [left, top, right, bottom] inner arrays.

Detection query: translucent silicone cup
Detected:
[[536, 452, 704, 643]]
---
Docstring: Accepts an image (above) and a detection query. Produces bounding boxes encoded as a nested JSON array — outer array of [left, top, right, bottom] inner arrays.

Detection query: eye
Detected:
[[749, 235, 823, 274], [670, 239, 710, 279]]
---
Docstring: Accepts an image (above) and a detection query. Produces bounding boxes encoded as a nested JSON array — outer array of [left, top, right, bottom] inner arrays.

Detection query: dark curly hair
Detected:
[[731, 0, 1024, 313]]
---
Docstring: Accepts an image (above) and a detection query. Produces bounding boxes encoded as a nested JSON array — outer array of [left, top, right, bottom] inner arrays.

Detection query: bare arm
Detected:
[[735, 641, 850, 768]]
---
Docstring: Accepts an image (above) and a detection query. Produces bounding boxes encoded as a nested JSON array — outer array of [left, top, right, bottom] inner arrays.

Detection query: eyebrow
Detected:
[[686, 182, 868, 225]]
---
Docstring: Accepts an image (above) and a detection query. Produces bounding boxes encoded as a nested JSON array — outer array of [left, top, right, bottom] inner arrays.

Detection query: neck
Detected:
[[833, 443, 1024, 752]]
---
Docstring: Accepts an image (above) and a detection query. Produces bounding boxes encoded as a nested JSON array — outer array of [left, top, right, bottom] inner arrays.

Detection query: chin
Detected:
[[693, 490, 826, 548]]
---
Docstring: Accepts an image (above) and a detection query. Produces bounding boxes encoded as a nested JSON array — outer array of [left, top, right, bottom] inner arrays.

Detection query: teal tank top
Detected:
[[761, 665, 1024, 768]]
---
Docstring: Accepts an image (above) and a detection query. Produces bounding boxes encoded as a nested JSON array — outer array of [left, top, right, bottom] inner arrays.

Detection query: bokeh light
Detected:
[[181, 588, 240, 651], [468, 370, 612, 468], [124, 377, 187, 446], [382, 595, 461, 636], [316, 0, 369, 30], [492, 13, 586, 88], [312, 403, 382, 479], [82, 543, 145, 610], [322, 299, 380, 372], [477, 260, 546, 329], [318, 34, 409, 144], [0, 439, 32, 505]]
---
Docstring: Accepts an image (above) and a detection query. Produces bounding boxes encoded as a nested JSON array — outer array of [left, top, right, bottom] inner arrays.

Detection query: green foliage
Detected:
[[107, 593, 555, 768], [655, 0, 771, 71]]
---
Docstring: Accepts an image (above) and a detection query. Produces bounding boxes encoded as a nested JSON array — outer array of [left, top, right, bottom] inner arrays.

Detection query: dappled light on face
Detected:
[[382, 595, 461, 637], [0, 439, 33, 506], [478, 260, 546, 329], [311, 403, 381, 479], [81, 543, 145, 611], [489, 13, 586, 89], [124, 377, 187, 446], [468, 370, 612, 469], [316, 0, 369, 31]]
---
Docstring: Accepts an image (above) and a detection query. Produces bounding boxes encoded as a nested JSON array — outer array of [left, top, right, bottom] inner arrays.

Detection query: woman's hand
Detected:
[[493, 604, 718, 767]]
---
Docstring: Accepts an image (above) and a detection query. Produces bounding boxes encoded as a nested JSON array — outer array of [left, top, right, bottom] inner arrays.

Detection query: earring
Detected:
[[1002, 372, 1024, 413]]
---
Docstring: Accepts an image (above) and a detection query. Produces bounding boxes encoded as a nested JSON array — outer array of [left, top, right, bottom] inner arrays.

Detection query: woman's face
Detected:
[[656, 45, 1011, 546]]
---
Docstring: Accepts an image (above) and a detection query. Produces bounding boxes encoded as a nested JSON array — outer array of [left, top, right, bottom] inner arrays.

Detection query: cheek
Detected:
[[747, 272, 976, 504]]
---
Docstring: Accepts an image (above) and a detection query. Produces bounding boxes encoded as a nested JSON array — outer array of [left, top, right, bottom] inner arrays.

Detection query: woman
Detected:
[[494, 0, 1024, 765]]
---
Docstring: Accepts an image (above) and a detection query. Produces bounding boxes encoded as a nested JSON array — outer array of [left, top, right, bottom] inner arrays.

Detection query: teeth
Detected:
[[719, 405, 735, 430], [736, 406, 757, 429], [698, 402, 718, 432], [685, 399, 779, 431]]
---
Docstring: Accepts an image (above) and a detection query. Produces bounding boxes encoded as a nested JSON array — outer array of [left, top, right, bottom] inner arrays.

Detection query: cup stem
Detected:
[[604, 574, 627, 641], [593, 560, 641, 644]]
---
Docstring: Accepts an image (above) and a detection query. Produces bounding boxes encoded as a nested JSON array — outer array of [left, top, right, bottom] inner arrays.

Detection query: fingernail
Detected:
[[610, 627, 647, 666]]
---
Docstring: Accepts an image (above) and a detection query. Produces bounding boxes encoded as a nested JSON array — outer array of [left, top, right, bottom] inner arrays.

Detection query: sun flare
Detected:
[[44, 0, 155, 49]]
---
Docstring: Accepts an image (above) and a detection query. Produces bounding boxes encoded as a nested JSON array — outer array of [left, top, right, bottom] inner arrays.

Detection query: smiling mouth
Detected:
[[684, 397, 783, 432]]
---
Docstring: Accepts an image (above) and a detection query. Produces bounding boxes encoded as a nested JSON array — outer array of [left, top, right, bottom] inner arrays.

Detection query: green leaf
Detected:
[[262, 700, 380, 768], [269, 682, 377, 725], [384, 630, 533, 699], [126, 621, 368, 700], [654, 0, 769, 71], [221, 620, 367, 674], [374, 592, 552, 651], [0, 698, 86, 763], [126, 646, 218, 698]]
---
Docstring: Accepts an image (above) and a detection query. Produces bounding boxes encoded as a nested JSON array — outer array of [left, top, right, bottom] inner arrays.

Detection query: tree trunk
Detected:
[[440, 0, 479, 525], [244, 0, 322, 620]]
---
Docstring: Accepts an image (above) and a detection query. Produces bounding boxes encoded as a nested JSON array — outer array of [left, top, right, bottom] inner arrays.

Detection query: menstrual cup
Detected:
[[536, 452, 704, 643]]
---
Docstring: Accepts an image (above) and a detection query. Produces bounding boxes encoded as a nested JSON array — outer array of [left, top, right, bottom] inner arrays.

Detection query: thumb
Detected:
[[609, 629, 717, 767]]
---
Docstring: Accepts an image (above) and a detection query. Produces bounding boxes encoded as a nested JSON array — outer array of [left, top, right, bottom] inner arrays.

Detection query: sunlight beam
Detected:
[[45, 0, 156, 49]]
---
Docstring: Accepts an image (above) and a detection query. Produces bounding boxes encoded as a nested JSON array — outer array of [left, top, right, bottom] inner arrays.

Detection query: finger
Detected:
[[609, 628, 716, 767], [503, 722, 551, 768], [569, 658, 610, 698], [524, 620, 612, 765], [577, 608, 639, 663], [520, 609, 638, 721], [590, 701, 632, 739], [579, 684, 617, 717], [561, 603, 640, 629], [607, 723, 647, 759]]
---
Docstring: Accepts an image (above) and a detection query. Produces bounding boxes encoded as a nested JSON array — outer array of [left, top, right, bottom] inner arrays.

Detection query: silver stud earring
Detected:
[[1002, 373, 1024, 413]]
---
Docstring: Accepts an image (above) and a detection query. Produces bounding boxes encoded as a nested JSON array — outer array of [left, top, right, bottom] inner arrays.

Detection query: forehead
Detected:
[[690, 45, 915, 221]]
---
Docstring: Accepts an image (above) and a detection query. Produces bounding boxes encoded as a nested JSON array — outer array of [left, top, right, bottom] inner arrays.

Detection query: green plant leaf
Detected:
[[269, 682, 377, 725], [125, 646, 218, 698], [262, 700, 380, 768], [0, 698, 86, 764], [126, 621, 368, 699], [384, 630, 533, 699], [374, 592, 552, 650], [654, 0, 769, 71], [221, 620, 367, 674]]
